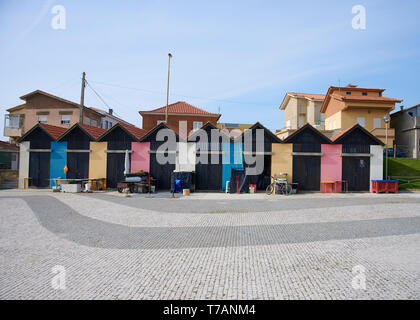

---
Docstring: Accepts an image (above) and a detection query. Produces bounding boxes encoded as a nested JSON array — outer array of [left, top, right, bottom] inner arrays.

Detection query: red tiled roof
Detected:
[[331, 94, 403, 103], [320, 86, 402, 113], [79, 124, 107, 139], [119, 122, 147, 140], [331, 123, 385, 145], [287, 93, 325, 100], [330, 124, 356, 142], [0, 141, 19, 151], [139, 101, 221, 117], [39, 124, 68, 140], [89, 107, 104, 112]]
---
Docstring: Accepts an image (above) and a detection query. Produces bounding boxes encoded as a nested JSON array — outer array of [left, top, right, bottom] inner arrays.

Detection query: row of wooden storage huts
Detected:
[[18, 121, 384, 192]]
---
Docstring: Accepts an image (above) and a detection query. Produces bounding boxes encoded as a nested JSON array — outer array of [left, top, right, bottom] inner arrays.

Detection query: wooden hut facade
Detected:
[[139, 123, 178, 190], [332, 124, 384, 191], [188, 122, 226, 191], [57, 124, 106, 181], [238, 122, 282, 190], [97, 123, 145, 188], [18, 124, 67, 188], [283, 124, 331, 191]]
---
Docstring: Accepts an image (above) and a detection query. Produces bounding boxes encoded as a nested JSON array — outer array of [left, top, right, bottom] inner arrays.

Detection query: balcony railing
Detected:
[[4, 114, 24, 137]]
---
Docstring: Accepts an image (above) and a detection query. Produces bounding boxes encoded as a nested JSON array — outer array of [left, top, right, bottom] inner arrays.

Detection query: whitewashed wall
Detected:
[[175, 142, 196, 172], [18, 141, 30, 189], [370, 145, 384, 191]]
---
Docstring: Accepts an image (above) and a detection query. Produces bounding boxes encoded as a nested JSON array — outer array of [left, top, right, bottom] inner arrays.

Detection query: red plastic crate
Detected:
[[371, 180, 398, 193]]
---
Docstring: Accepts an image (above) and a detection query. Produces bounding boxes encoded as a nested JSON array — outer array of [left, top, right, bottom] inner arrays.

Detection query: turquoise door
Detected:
[[50, 142, 67, 187]]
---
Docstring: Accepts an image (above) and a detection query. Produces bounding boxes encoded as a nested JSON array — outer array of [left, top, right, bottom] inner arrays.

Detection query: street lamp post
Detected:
[[165, 53, 173, 123], [384, 114, 391, 179]]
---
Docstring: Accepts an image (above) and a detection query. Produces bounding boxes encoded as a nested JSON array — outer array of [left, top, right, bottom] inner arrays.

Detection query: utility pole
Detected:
[[79, 72, 86, 123], [165, 54, 172, 123], [384, 114, 391, 179]]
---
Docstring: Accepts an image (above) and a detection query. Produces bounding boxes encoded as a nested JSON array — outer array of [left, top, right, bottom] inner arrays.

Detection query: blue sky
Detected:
[[1, 0, 419, 139]]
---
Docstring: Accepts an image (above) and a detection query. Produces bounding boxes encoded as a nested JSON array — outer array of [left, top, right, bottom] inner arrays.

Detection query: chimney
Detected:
[[108, 108, 113, 115]]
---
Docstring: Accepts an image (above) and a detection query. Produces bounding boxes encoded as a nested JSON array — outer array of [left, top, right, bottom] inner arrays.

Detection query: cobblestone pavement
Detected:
[[0, 190, 419, 299]]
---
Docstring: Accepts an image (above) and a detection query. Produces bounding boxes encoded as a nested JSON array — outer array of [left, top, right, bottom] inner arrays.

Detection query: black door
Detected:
[[342, 157, 370, 191], [150, 153, 175, 190], [244, 155, 272, 190], [29, 152, 50, 188], [195, 154, 222, 191], [67, 153, 89, 180], [293, 156, 321, 191], [106, 153, 127, 188]]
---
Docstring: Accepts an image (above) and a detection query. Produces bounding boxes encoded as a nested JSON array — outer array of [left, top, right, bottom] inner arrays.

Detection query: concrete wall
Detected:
[[131, 142, 150, 173], [370, 145, 383, 190], [341, 107, 390, 132], [283, 97, 298, 129], [271, 143, 293, 183], [284, 97, 324, 130], [321, 144, 342, 181], [18, 141, 30, 188], [391, 111, 419, 158], [89, 142, 107, 181], [325, 111, 342, 130]]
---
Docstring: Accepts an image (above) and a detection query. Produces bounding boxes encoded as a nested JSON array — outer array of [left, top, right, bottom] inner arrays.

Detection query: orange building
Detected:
[[320, 84, 402, 147]]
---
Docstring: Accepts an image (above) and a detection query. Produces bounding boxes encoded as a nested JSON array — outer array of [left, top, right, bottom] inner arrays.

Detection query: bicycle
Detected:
[[266, 174, 292, 195]]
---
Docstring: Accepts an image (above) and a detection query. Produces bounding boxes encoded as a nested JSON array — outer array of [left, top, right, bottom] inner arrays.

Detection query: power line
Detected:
[[85, 80, 112, 110], [85, 79, 135, 123], [89, 80, 276, 107]]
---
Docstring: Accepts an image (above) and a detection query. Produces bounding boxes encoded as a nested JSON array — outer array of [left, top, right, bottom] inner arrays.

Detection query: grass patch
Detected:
[[385, 158, 420, 189]]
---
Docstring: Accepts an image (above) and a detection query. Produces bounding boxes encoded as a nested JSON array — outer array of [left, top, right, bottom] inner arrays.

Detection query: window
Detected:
[[61, 115, 71, 125], [38, 115, 47, 124], [298, 115, 305, 127], [333, 120, 337, 129], [362, 92, 368, 96], [91, 120, 98, 127], [157, 120, 165, 125], [320, 114, 325, 124], [357, 117, 365, 127], [193, 121, 203, 131], [5, 114, 22, 128], [286, 120, 291, 128], [346, 91, 352, 95], [373, 117, 381, 129], [103, 120, 109, 129]]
